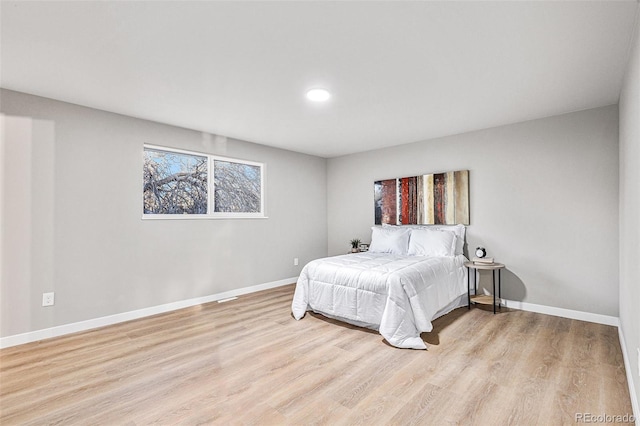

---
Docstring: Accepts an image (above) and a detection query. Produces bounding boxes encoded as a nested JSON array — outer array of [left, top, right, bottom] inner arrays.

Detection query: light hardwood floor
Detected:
[[0, 284, 633, 425]]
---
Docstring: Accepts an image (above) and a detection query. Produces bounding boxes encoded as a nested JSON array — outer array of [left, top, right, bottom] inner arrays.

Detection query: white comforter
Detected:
[[291, 252, 468, 349]]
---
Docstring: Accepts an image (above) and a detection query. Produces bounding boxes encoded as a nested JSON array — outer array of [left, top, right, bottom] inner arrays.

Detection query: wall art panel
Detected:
[[374, 170, 469, 225]]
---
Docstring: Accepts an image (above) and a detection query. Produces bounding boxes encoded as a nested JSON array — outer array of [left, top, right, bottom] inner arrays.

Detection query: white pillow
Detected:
[[408, 228, 457, 257], [431, 224, 465, 255], [368, 227, 410, 255], [382, 223, 465, 255]]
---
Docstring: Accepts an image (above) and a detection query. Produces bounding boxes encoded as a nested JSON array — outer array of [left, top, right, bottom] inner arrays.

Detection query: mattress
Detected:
[[291, 252, 468, 349]]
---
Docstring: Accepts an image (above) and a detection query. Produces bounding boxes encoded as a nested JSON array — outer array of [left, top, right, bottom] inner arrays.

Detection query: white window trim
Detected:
[[142, 144, 267, 220]]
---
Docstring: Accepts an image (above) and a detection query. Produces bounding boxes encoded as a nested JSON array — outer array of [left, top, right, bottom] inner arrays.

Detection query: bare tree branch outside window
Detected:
[[142, 145, 264, 218], [214, 160, 261, 213], [143, 148, 208, 214]]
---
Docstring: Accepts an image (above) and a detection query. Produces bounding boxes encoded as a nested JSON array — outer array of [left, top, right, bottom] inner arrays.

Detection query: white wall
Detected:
[[619, 11, 640, 415], [0, 116, 56, 338], [327, 106, 619, 316], [0, 89, 327, 338]]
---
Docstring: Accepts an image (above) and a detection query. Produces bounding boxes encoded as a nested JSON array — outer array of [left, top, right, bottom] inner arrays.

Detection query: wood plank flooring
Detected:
[[0, 284, 633, 425]]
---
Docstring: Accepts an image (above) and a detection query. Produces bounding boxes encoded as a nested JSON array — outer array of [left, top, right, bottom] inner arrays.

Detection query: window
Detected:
[[143, 145, 264, 219], [213, 159, 262, 213], [143, 147, 208, 215]]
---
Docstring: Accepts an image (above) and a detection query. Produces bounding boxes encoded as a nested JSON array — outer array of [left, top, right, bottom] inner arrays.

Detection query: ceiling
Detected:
[[1, 1, 638, 158]]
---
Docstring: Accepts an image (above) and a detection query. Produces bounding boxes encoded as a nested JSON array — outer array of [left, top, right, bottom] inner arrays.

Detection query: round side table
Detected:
[[464, 261, 505, 314]]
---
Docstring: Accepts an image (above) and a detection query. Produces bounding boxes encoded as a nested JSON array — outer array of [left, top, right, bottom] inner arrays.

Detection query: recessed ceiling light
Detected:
[[306, 88, 331, 102]]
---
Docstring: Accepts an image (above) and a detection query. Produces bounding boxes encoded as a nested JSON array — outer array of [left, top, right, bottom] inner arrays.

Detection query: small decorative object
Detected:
[[350, 238, 361, 253], [473, 246, 495, 264], [359, 243, 369, 252]]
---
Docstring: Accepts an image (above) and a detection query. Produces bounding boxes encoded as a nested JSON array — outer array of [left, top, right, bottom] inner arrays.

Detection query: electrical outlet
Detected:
[[42, 292, 54, 307], [294, 258, 299, 266]]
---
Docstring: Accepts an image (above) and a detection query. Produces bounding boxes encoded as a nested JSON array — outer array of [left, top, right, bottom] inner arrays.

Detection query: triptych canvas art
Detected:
[[374, 170, 469, 225]]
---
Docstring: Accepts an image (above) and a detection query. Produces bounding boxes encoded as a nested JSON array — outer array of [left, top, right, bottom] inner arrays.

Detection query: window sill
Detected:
[[142, 215, 268, 220]]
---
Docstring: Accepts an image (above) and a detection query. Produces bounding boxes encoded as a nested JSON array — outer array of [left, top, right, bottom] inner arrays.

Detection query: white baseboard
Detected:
[[502, 299, 619, 327], [618, 326, 640, 426], [0, 277, 297, 349]]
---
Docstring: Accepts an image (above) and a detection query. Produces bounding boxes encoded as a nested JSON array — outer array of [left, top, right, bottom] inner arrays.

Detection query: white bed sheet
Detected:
[[291, 252, 468, 350]]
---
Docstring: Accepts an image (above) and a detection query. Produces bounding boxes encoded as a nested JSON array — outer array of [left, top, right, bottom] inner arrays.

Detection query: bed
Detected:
[[291, 225, 468, 350]]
